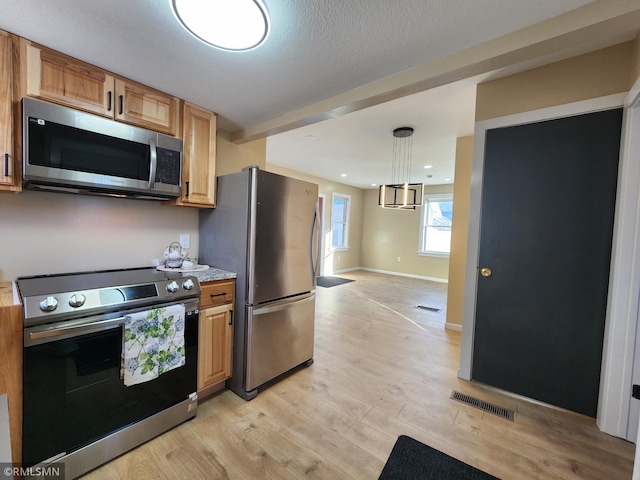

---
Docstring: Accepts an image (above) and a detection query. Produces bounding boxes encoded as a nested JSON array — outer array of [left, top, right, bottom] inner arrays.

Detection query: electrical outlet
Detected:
[[179, 234, 190, 249], [397, 256, 401, 262]]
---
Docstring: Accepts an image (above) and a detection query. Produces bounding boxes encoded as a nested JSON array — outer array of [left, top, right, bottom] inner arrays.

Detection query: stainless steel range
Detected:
[[17, 267, 201, 479]]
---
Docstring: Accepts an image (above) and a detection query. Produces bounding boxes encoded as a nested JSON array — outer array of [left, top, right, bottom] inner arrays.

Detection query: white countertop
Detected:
[[190, 267, 237, 283]]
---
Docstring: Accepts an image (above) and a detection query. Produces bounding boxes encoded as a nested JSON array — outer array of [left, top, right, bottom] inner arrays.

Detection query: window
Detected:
[[419, 194, 453, 256], [331, 193, 351, 250]]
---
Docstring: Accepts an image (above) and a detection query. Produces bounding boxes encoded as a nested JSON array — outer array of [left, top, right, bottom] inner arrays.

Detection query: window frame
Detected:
[[418, 193, 453, 258], [330, 192, 351, 251]]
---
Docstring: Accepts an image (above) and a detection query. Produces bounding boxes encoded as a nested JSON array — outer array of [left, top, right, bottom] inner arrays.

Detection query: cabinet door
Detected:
[[198, 304, 233, 391], [114, 78, 179, 136], [0, 282, 24, 464], [180, 102, 217, 206], [0, 31, 18, 190], [23, 41, 113, 116]]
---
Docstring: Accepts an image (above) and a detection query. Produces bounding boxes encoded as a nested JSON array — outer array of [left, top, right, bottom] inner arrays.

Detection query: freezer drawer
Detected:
[[245, 293, 315, 391]]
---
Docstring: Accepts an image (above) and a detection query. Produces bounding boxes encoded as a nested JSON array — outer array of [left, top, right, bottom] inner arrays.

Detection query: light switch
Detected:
[[180, 234, 190, 249]]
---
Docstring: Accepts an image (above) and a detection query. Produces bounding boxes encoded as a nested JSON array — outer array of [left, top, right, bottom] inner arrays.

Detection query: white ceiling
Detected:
[[2, 0, 638, 189], [267, 75, 483, 188]]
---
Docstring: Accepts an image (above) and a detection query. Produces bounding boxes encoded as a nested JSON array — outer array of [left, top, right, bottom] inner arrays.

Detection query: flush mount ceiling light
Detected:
[[378, 127, 424, 210], [171, 0, 270, 52]]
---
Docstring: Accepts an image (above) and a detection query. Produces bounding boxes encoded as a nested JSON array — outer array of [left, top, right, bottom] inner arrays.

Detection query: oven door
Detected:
[[22, 301, 198, 467]]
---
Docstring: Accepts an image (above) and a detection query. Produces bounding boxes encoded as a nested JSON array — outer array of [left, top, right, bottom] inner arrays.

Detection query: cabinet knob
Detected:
[[480, 267, 492, 277]]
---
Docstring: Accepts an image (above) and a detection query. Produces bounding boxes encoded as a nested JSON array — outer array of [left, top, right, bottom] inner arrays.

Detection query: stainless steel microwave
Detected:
[[22, 97, 183, 200]]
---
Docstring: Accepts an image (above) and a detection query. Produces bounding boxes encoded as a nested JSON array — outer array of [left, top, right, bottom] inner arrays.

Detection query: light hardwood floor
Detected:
[[84, 270, 635, 479]]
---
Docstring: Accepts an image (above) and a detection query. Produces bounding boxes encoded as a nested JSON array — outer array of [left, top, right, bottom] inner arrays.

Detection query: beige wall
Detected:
[[361, 185, 452, 281], [631, 33, 640, 86], [476, 41, 635, 121], [217, 134, 266, 174], [265, 164, 363, 274], [445, 136, 474, 328]]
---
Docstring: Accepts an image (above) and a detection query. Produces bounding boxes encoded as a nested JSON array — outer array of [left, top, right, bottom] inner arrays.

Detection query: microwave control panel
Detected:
[[155, 147, 181, 186]]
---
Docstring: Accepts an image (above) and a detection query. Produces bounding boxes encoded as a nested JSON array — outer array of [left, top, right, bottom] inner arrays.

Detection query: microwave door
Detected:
[[26, 119, 151, 189]]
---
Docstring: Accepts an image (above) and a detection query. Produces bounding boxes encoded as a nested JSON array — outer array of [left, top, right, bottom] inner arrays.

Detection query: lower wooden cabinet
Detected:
[[0, 282, 22, 464], [197, 279, 234, 397]]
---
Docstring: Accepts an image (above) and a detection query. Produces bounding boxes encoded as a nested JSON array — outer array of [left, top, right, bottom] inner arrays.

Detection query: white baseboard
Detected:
[[445, 322, 462, 332], [351, 267, 448, 284], [331, 267, 360, 274]]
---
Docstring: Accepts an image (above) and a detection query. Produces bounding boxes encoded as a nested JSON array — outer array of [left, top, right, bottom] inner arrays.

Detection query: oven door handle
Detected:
[[26, 316, 125, 346]]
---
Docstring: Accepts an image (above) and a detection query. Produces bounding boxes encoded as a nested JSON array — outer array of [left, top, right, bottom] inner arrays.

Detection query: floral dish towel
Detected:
[[122, 304, 186, 386]]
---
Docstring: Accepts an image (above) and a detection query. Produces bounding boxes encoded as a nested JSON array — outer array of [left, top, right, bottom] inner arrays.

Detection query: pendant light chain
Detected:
[[392, 127, 414, 185], [392, 131, 413, 184]]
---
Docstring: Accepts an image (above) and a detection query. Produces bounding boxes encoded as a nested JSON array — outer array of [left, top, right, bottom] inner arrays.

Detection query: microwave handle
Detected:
[[148, 137, 157, 189]]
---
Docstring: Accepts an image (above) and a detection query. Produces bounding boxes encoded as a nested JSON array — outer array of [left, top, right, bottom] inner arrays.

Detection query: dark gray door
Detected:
[[472, 109, 622, 417]]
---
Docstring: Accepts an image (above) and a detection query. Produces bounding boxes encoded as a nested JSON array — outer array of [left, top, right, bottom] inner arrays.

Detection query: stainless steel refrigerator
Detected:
[[199, 167, 320, 400]]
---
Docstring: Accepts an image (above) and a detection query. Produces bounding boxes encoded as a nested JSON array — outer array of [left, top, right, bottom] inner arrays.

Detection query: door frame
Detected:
[[458, 91, 638, 438], [602, 79, 640, 441]]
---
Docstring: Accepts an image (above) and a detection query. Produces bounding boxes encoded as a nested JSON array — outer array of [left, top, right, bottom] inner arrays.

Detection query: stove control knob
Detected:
[[166, 281, 179, 293], [39, 296, 59, 312], [182, 279, 195, 291], [69, 293, 86, 308]]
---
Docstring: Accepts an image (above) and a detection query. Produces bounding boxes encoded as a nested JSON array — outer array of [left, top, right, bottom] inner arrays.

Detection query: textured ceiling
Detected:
[[2, 0, 638, 188]]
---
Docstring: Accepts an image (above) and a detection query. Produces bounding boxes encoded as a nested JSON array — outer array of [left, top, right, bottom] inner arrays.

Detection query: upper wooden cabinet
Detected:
[[165, 102, 217, 207], [0, 31, 20, 192], [19, 40, 179, 136], [22, 41, 112, 116], [113, 78, 179, 135]]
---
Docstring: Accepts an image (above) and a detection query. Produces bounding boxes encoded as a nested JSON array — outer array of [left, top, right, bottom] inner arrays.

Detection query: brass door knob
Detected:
[[480, 267, 492, 277]]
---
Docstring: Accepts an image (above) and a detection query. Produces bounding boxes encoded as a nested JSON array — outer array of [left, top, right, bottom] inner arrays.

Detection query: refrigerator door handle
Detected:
[[310, 203, 321, 280], [252, 294, 315, 316]]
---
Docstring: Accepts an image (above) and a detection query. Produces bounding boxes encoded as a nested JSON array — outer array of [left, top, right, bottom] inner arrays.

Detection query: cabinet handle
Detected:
[[119, 95, 124, 115], [209, 292, 227, 299], [3, 153, 8, 177], [185, 181, 190, 197], [229, 310, 233, 326], [107, 91, 112, 111]]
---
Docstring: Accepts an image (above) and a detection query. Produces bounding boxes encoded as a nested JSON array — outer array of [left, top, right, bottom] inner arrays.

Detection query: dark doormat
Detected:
[[379, 435, 500, 480], [316, 276, 354, 288]]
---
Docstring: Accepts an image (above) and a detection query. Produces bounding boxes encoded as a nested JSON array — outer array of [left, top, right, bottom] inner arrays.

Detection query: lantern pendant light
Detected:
[[378, 127, 424, 209]]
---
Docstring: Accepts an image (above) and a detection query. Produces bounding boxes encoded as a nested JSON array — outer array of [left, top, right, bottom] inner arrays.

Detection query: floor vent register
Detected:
[[450, 391, 515, 421], [415, 304, 442, 312]]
